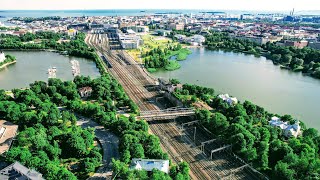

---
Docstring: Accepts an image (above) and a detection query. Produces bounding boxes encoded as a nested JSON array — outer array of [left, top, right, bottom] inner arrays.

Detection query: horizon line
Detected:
[[1, 8, 319, 12]]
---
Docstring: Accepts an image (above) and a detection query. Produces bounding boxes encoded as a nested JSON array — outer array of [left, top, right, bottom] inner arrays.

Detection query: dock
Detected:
[[71, 60, 80, 77]]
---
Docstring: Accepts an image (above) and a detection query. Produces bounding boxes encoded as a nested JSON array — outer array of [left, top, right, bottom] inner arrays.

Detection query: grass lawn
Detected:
[[169, 48, 192, 61], [147, 68, 157, 72], [126, 34, 178, 63], [126, 33, 191, 71], [165, 60, 181, 71]]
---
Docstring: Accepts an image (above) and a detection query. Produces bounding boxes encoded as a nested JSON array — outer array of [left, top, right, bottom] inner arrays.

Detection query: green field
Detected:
[[126, 34, 178, 63], [146, 68, 157, 72], [165, 60, 181, 71], [169, 48, 192, 61]]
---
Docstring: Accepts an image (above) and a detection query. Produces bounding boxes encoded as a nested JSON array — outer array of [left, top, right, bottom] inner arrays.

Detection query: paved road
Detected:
[[77, 118, 119, 180]]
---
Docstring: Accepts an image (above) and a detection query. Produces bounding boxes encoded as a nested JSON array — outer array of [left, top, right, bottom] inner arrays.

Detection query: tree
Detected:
[[282, 54, 292, 64], [243, 148, 257, 162], [231, 133, 246, 152], [150, 169, 171, 180], [303, 128, 319, 139], [131, 143, 145, 159], [121, 150, 131, 164], [206, 112, 229, 136], [273, 162, 295, 180], [83, 158, 96, 173], [271, 54, 282, 62], [243, 101, 256, 115]]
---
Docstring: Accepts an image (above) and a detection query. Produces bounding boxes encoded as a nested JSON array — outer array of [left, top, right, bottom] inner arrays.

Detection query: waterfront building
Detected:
[[218, 94, 238, 105], [269, 116, 302, 138], [130, 158, 169, 174], [0, 51, 5, 63]]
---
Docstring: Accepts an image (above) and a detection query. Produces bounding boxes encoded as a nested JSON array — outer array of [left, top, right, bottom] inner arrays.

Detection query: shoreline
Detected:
[[3, 49, 59, 53], [0, 60, 16, 69]]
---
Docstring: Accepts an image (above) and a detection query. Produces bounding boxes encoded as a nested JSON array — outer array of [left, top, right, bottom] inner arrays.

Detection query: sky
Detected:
[[1, 0, 320, 11]]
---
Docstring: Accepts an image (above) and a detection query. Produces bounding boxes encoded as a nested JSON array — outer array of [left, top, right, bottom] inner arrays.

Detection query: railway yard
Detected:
[[85, 33, 261, 180]]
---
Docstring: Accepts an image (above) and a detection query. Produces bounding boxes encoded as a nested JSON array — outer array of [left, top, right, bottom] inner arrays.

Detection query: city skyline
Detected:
[[1, 0, 320, 11]]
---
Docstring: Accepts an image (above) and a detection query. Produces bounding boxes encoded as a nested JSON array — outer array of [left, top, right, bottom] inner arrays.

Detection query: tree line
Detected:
[[205, 32, 320, 79], [10, 16, 62, 23]]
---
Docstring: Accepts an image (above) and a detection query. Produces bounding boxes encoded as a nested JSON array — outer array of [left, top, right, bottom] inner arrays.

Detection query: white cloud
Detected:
[[1, 0, 319, 11]]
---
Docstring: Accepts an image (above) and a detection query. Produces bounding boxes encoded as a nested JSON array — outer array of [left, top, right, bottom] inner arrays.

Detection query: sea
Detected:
[[0, 9, 320, 25], [1, 9, 319, 18]]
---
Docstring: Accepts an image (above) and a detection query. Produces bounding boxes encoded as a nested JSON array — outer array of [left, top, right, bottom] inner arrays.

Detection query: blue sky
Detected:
[[1, 0, 319, 11]]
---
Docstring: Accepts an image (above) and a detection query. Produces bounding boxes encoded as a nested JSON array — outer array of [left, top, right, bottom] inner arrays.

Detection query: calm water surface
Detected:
[[153, 48, 320, 130], [0, 51, 100, 90]]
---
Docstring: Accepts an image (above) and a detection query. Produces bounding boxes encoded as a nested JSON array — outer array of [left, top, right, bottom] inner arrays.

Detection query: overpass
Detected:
[[138, 107, 195, 120]]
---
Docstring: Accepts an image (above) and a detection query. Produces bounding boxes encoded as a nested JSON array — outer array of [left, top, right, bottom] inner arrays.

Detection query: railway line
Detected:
[[85, 33, 259, 180], [87, 34, 158, 111]]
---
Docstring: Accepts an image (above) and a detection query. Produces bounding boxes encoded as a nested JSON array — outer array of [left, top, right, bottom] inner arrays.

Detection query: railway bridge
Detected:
[[138, 107, 195, 120]]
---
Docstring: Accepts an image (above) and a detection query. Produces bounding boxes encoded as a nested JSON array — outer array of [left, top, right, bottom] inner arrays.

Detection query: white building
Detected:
[[218, 94, 238, 105], [0, 51, 5, 63], [269, 116, 301, 138], [192, 35, 206, 44], [118, 33, 143, 49], [78, 87, 92, 98], [177, 35, 206, 46], [131, 158, 170, 174]]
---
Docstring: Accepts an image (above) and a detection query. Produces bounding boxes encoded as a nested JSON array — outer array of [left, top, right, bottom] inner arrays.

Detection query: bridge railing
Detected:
[[140, 108, 195, 116]]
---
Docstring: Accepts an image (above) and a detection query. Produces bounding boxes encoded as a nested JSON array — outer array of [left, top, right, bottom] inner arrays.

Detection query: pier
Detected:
[[71, 60, 80, 77]]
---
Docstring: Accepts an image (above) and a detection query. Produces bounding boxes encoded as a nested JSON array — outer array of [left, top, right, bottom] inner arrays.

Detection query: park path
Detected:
[[77, 118, 119, 180]]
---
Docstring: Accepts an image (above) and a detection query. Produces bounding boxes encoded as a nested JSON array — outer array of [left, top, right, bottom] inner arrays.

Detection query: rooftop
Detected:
[[0, 162, 44, 180], [131, 158, 170, 174], [0, 120, 18, 155]]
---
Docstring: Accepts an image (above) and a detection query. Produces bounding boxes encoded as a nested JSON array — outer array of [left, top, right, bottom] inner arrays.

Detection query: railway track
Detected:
[[86, 33, 259, 180], [88, 34, 157, 111]]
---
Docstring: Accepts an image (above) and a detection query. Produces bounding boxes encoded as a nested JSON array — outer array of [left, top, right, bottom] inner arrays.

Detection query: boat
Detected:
[[47, 67, 57, 78]]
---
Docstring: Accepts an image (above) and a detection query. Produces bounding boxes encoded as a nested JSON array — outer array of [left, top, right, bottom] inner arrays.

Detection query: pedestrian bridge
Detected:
[[139, 107, 195, 120]]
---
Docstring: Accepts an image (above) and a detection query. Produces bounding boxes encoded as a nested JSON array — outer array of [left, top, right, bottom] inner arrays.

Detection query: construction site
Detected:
[[85, 33, 266, 180]]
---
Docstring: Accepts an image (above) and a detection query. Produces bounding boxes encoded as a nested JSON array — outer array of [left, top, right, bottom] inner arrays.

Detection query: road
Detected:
[[77, 118, 119, 180]]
